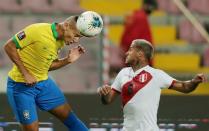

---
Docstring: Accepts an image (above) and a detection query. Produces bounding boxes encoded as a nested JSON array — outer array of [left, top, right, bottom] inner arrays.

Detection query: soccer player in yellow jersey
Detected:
[[4, 16, 89, 131]]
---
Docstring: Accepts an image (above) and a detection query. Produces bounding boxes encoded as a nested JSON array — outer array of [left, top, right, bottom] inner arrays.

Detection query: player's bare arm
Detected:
[[49, 45, 85, 71], [98, 85, 119, 105], [169, 73, 206, 93], [4, 39, 37, 85]]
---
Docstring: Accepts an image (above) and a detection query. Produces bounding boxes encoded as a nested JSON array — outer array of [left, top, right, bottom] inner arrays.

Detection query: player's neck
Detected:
[[56, 23, 64, 39], [132, 62, 148, 72]]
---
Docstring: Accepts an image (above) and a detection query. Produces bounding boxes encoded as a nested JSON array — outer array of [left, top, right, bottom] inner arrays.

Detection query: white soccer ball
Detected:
[[76, 11, 103, 37]]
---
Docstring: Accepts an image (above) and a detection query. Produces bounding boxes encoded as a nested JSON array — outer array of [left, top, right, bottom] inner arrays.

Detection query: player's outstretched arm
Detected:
[[97, 85, 119, 105], [4, 39, 37, 85], [169, 74, 206, 93], [49, 45, 85, 71]]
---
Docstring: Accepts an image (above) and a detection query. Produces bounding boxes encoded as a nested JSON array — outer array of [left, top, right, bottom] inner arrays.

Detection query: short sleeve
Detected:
[[111, 69, 124, 93], [12, 25, 37, 49], [158, 70, 176, 89]]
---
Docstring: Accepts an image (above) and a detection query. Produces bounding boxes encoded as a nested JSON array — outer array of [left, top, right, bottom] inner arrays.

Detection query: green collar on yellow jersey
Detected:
[[51, 22, 58, 40]]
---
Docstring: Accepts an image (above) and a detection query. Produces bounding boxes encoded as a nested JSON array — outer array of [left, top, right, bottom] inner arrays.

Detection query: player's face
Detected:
[[63, 26, 83, 45], [125, 45, 139, 65]]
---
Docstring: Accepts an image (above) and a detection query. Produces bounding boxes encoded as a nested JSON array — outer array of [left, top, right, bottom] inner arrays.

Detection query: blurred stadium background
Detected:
[[0, 0, 209, 130]]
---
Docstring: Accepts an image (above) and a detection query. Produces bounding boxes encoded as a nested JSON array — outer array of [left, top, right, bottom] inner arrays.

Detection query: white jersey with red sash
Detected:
[[111, 65, 175, 131]]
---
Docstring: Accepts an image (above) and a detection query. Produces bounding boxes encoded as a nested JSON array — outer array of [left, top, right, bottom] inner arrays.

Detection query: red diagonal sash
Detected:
[[121, 70, 152, 106]]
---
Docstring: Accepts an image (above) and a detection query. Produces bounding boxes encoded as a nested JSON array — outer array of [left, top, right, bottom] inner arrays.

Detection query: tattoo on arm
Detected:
[[184, 79, 199, 92], [173, 80, 199, 93]]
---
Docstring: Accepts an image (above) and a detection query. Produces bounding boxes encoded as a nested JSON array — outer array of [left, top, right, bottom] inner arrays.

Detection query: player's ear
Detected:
[[63, 22, 70, 31], [137, 50, 143, 57]]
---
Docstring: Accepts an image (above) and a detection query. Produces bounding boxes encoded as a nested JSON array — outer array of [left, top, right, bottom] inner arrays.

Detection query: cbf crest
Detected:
[[23, 110, 30, 120]]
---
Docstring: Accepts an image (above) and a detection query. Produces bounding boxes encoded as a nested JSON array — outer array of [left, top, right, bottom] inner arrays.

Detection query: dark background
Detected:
[[0, 94, 209, 130]]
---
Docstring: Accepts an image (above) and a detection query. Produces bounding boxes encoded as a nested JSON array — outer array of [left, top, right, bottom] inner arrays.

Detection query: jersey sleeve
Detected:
[[12, 25, 37, 49], [158, 70, 176, 89], [111, 69, 124, 93]]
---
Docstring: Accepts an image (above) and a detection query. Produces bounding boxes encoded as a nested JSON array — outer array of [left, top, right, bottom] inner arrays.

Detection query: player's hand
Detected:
[[67, 45, 85, 63], [97, 85, 111, 96], [192, 73, 207, 84], [23, 73, 37, 86]]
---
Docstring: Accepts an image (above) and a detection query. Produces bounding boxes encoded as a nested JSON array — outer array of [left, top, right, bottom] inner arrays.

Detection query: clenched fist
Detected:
[[97, 85, 111, 96]]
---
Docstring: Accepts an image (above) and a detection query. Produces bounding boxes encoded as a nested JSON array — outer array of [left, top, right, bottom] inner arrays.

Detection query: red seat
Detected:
[[191, 26, 206, 43], [203, 47, 209, 66], [40, 17, 66, 23], [0, 0, 22, 13], [198, 0, 209, 14], [188, 0, 199, 13], [179, 19, 192, 42], [39, 17, 56, 23], [157, 0, 181, 14], [179, 19, 206, 43], [188, 0, 209, 14], [21, 0, 54, 13], [0, 17, 11, 40], [157, 0, 168, 11], [167, 0, 181, 14], [12, 17, 38, 34], [52, 0, 84, 13]]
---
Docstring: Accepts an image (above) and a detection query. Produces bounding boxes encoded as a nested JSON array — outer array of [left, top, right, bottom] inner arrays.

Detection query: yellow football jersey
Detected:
[[9, 23, 64, 82]]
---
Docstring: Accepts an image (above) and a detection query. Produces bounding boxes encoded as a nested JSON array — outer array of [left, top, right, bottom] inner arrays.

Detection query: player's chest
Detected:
[[121, 70, 152, 85], [121, 70, 153, 95], [32, 41, 57, 53], [26, 40, 59, 62]]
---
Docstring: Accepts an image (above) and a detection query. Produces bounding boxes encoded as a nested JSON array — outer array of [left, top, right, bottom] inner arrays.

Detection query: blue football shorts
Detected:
[[6, 77, 66, 124]]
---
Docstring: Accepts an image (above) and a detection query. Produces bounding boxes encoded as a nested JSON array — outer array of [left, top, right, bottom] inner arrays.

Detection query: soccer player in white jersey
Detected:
[[97, 39, 206, 131]]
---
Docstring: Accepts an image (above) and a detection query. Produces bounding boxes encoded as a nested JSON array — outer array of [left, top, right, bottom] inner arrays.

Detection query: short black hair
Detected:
[[132, 39, 154, 60], [74, 15, 79, 22], [65, 15, 79, 23]]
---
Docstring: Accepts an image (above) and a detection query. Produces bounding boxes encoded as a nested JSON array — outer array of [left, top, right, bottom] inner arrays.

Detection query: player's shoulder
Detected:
[[144, 66, 166, 75], [25, 23, 51, 30], [120, 67, 132, 72], [23, 23, 52, 38], [118, 67, 132, 75]]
